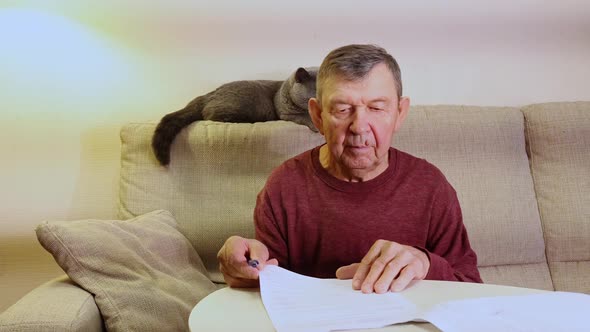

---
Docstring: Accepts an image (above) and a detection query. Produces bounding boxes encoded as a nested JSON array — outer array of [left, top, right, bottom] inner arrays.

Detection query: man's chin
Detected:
[[341, 157, 374, 170]]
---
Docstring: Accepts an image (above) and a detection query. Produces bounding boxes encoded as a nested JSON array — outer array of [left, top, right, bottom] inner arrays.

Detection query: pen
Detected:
[[247, 259, 259, 268]]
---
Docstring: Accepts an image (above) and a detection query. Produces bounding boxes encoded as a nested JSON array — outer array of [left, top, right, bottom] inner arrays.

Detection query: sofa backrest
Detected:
[[522, 102, 590, 293], [119, 105, 552, 289]]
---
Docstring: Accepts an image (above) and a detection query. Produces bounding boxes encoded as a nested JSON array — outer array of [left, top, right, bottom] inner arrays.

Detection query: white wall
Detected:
[[1, 0, 589, 311]]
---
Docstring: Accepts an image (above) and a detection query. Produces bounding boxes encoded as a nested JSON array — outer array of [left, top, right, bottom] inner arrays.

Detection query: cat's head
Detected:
[[288, 67, 318, 110]]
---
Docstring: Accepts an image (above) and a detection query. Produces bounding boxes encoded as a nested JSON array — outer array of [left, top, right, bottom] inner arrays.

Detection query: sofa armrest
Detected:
[[0, 275, 104, 332]]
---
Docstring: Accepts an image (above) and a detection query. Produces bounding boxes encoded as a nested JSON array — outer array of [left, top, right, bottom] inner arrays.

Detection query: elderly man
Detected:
[[218, 44, 482, 293]]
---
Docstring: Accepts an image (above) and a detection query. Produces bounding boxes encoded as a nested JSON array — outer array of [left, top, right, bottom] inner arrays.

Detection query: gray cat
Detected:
[[152, 67, 318, 166]]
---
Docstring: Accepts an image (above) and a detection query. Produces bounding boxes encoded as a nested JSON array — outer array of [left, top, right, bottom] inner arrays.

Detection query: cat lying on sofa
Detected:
[[152, 67, 318, 166]]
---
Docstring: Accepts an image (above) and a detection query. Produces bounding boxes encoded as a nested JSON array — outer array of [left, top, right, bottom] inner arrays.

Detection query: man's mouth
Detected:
[[346, 145, 371, 153]]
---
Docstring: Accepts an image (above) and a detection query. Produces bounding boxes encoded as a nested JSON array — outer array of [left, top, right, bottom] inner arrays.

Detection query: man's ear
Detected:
[[308, 97, 324, 135], [394, 96, 411, 133]]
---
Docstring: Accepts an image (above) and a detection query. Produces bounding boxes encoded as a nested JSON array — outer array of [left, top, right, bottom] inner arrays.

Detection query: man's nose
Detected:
[[349, 108, 370, 134]]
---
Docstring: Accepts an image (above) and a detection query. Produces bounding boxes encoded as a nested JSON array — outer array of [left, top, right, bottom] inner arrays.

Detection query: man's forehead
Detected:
[[322, 66, 397, 104], [324, 80, 396, 106]]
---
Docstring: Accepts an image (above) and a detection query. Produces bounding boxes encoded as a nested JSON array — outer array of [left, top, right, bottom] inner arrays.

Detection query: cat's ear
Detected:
[[295, 67, 312, 83]]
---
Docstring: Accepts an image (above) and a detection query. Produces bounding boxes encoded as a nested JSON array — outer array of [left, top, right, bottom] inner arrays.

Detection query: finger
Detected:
[[223, 273, 260, 288], [219, 261, 258, 283], [373, 251, 415, 293], [353, 241, 387, 290], [335, 263, 360, 280], [248, 239, 271, 263], [352, 262, 371, 290], [226, 248, 256, 277], [360, 243, 402, 293], [361, 258, 391, 293], [265, 258, 279, 266], [220, 236, 247, 264], [258, 258, 279, 271], [390, 265, 418, 292], [373, 260, 403, 294]]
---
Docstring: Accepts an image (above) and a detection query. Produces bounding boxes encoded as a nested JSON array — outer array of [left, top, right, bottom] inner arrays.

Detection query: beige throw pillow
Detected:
[[36, 209, 217, 331]]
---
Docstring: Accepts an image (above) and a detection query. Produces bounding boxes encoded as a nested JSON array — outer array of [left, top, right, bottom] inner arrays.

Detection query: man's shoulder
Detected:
[[266, 147, 316, 186], [393, 148, 451, 186], [284, 147, 315, 168], [394, 148, 442, 172]]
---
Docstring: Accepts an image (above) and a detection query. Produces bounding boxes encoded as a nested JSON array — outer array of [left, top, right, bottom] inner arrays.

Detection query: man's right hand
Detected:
[[217, 235, 278, 288]]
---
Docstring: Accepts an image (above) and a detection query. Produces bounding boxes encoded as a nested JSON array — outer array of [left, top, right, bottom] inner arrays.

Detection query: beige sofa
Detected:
[[1, 101, 588, 331]]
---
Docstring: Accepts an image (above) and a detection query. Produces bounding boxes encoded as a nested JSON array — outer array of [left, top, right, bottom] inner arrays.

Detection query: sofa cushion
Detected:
[[522, 101, 590, 293], [119, 105, 551, 290], [0, 276, 103, 332], [35, 209, 217, 332]]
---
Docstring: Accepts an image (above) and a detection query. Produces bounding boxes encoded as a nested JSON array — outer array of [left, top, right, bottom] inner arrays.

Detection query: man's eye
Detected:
[[336, 108, 350, 113], [370, 107, 383, 111]]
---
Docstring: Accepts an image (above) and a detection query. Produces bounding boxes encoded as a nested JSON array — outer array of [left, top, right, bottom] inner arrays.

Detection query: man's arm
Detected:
[[421, 180, 482, 283], [253, 188, 289, 269]]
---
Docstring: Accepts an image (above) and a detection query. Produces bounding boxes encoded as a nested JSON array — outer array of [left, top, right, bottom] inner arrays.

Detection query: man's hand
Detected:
[[336, 239, 430, 293], [217, 236, 278, 288]]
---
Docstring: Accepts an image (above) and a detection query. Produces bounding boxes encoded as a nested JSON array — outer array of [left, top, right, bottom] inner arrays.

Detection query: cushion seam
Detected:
[[521, 107, 555, 291], [70, 294, 99, 331]]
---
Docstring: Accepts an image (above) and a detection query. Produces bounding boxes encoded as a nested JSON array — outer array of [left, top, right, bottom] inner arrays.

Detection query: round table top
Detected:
[[189, 280, 545, 332]]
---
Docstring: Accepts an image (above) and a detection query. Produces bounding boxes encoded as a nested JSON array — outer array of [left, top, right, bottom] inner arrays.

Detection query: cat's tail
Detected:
[[152, 97, 205, 166]]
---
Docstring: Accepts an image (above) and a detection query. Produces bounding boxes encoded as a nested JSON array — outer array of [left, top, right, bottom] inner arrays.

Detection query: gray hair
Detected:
[[316, 44, 402, 106]]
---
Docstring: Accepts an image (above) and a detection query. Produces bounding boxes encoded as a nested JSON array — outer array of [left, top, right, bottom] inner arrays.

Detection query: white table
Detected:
[[189, 280, 546, 331]]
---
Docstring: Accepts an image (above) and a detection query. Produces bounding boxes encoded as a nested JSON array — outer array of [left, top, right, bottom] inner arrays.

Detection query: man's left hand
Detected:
[[335, 239, 430, 293]]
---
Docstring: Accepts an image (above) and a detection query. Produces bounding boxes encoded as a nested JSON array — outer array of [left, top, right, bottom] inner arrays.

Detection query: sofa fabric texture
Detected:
[[0, 276, 103, 332], [522, 101, 590, 293], [34, 210, 216, 332]]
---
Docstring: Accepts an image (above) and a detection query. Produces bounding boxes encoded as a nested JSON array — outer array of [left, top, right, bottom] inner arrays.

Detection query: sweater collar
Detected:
[[311, 145, 398, 192]]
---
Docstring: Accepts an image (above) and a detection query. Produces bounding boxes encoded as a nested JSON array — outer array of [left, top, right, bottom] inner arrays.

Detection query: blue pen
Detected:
[[247, 259, 259, 268]]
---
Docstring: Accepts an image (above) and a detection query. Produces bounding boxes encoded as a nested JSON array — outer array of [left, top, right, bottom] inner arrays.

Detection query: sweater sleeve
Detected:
[[253, 185, 289, 269], [422, 180, 483, 283]]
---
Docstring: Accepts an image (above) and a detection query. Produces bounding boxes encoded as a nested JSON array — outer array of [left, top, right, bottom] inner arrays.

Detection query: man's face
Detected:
[[309, 63, 410, 181]]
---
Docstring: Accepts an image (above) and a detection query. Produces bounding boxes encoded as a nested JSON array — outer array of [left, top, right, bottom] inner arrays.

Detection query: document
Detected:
[[259, 265, 419, 332], [259, 265, 590, 332]]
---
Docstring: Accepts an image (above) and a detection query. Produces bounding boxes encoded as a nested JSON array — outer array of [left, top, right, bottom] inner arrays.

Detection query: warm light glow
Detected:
[[0, 8, 143, 116], [0, 8, 158, 232]]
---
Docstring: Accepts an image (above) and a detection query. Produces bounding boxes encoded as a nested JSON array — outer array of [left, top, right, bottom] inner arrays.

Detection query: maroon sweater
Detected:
[[254, 146, 482, 283]]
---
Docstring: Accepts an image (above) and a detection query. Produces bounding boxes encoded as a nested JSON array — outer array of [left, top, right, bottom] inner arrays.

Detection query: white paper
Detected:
[[423, 291, 590, 332], [259, 265, 590, 332], [259, 265, 418, 332]]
